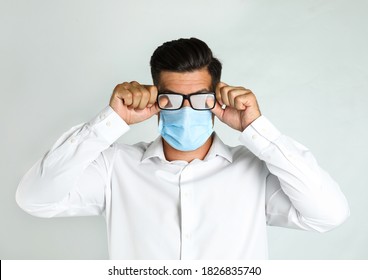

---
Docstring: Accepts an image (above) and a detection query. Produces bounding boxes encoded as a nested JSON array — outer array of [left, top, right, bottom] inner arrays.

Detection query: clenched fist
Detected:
[[212, 82, 261, 131], [109, 81, 160, 125]]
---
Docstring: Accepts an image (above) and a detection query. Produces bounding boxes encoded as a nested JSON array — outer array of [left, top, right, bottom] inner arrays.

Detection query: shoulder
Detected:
[[111, 141, 151, 157], [211, 133, 257, 163], [229, 144, 257, 162], [97, 141, 152, 166]]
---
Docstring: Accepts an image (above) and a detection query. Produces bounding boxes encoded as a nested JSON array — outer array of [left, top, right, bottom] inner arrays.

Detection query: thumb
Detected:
[[211, 101, 224, 121], [149, 103, 161, 116]]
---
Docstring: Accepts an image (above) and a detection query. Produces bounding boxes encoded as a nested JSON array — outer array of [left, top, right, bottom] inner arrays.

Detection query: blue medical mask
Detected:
[[158, 107, 213, 151]]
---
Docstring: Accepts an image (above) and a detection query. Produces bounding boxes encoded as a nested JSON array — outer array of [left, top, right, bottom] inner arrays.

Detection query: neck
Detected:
[[162, 135, 213, 162]]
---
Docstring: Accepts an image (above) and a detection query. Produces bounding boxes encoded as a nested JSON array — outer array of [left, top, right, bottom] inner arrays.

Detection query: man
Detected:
[[16, 38, 349, 259]]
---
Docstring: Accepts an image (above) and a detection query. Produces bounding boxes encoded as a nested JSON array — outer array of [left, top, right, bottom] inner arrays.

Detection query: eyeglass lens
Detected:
[[158, 93, 215, 110]]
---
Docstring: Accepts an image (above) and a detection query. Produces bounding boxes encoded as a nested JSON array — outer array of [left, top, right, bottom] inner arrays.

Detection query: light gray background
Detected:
[[1, 0, 367, 259]]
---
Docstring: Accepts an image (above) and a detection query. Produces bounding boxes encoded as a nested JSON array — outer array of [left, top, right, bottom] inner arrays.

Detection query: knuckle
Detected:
[[121, 82, 130, 89], [234, 94, 243, 103], [113, 84, 123, 93], [144, 91, 152, 100], [229, 89, 237, 98], [147, 85, 158, 95], [216, 83, 223, 91], [234, 96, 245, 108], [153, 87, 158, 96], [220, 86, 228, 94], [218, 82, 227, 88], [139, 101, 148, 109], [123, 93, 132, 105], [134, 90, 142, 97], [123, 92, 132, 101]]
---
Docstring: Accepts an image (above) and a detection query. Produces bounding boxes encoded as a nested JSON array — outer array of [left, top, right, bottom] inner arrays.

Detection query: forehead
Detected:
[[158, 68, 212, 93]]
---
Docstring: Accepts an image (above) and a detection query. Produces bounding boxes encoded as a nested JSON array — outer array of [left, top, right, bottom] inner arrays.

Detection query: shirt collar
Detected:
[[205, 133, 233, 163], [141, 136, 165, 162], [141, 133, 233, 163]]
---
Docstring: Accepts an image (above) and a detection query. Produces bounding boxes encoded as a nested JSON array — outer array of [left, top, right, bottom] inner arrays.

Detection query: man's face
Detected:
[[157, 68, 215, 153], [158, 68, 213, 104], [157, 68, 215, 125]]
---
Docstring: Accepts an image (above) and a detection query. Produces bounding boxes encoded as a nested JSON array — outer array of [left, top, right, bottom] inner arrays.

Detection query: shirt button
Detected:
[[252, 134, 258, 140], [106, 121, 111, 127], [70, 138, 76, 143], [184, 233, 191, 240]]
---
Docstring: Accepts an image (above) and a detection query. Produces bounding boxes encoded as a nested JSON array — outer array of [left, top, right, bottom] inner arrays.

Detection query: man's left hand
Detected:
[[211, 82, 261, 131]]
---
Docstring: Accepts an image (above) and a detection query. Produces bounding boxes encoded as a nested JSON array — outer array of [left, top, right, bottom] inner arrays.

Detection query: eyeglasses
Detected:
[[157, 92, 216, 110]]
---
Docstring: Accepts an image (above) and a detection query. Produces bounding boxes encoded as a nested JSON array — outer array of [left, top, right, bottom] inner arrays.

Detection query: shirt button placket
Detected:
[[179, 165, 194, 260]]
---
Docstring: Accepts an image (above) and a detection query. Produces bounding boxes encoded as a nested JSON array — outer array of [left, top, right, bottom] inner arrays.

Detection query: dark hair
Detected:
[[150, 37, 222, 90]]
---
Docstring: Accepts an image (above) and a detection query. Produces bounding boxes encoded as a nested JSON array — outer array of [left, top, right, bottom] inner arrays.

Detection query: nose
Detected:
[[182, 99, 191, 107], [181, 94, 192, 108]]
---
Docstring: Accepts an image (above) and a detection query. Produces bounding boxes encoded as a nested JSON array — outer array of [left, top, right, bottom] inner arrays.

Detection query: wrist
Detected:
[[241, 111, 262, 131]]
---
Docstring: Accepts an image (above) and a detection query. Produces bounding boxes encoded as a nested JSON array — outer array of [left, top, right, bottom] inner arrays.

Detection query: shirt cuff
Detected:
[[88, 106, 130, 144], [239, 116, 282, 157]]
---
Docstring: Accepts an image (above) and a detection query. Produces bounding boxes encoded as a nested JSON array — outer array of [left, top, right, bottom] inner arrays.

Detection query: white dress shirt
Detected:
[[16, 106, 350, 259]]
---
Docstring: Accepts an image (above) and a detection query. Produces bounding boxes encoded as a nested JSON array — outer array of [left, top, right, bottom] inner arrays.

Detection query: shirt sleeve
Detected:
[[16, 106, 130, 218], [239, 116, 350, 232]]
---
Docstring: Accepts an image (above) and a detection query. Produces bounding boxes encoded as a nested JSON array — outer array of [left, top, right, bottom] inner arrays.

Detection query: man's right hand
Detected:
[[109, 81, 160, 125]]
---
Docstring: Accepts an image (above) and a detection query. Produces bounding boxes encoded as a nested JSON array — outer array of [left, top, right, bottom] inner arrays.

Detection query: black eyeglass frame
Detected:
[[157, 92, 216, 111]]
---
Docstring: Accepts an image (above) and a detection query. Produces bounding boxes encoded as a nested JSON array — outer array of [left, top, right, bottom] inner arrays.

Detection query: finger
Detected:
[[121, 91, 133, 106], [219, 85, 233, 107], [111, 83, 130, 105], [215, 82, 228, 106], [114, 85, 133, 106], [211, 101, 224, 121], [129, 85, 143, 108], [149, 102, 161, 115], [120, 81, 131, 90], [234, 92, 256, 110], [129, 81, 146, 108], [130, 80, 141, 88], [228, 87, 249, 108], [137, 87, 151, 110], [205, 94, 216, 109], [157, 95, 169, 108], [146, 85, 158, 107], [234, 94, 248, 110]]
